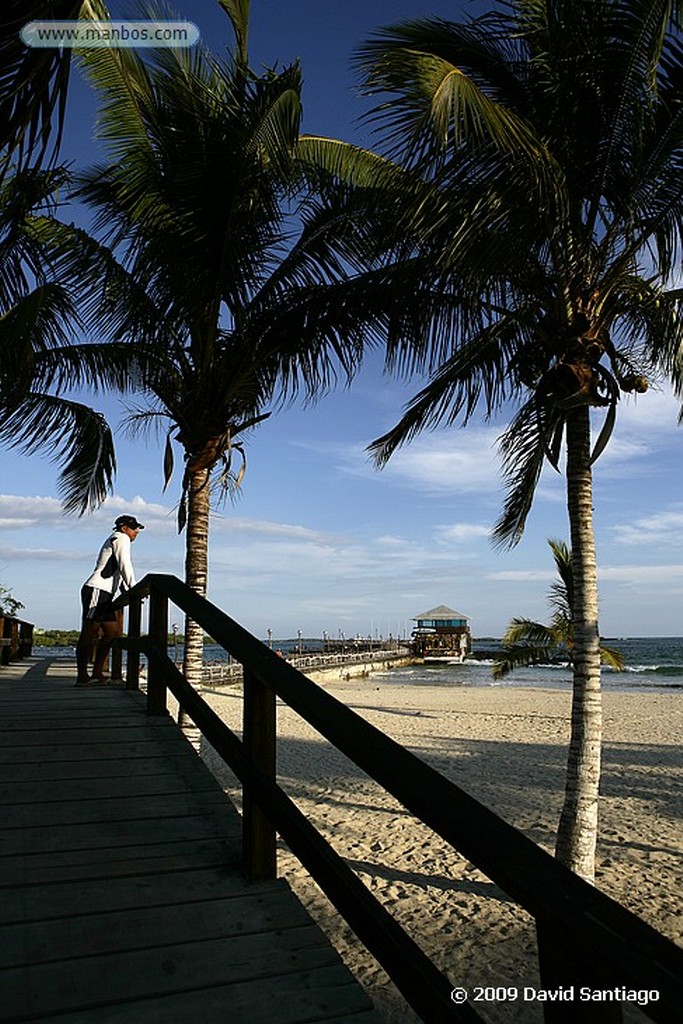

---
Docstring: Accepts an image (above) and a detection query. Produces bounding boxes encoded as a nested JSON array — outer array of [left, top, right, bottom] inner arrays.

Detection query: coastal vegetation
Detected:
[[0, 583, 24, 617], [33, 629, 80, 647], [32, 628, 185, 646], [493, 540, 625, 680]]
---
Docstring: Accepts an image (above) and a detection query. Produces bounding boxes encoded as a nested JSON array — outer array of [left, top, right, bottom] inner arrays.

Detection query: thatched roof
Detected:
[[413, 605, 469, 621]]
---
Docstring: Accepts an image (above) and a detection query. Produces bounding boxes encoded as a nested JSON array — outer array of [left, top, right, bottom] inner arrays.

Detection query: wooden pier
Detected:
[[0, 658, 378, 1024]]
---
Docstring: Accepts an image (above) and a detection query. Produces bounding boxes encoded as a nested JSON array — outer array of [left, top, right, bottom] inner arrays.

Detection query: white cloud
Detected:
[[0, 492, 344, 546], [0, 495, 63, 528], [209, 514, 341, 545], [487, 569, 555, 582], [600, 563, 683, 583], [594, 386, 681, 474], [295, 426, 504, 495], [611, 508, 683, 547], [379, 429, 503, 493], [0, 494, 176, 532], [436, 522, 491, 543], [614, 385, 681, 432], [0, 544, 84, 562]]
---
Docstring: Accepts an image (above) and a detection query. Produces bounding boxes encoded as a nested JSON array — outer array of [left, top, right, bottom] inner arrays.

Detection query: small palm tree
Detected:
[[493, 540, 624, 680]]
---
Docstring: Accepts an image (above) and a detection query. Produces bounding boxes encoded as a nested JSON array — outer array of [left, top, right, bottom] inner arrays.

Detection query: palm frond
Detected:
[[501, 617, 560, 647], [0, 2, 109, 172], [600, 644, 625, 672], [547, 539, 574, 621], [217, 0, 250, 64], [0, 283, 79, 387], [493, 638, 569, 680], [295, 135, 409, 193], [492, 399, 563, 548], [0, 392, 115, 513]]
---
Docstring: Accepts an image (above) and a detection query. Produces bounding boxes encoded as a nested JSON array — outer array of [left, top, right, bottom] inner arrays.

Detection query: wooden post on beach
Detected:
[[243, 667, 277, 880]]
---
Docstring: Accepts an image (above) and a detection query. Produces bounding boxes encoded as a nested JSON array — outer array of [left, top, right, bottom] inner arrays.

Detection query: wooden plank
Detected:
[[2, 720, 178, 745], [1, 926, 340, 1019], [1, 720, 185, 744], [0, 809, 237, 856], [0, 838, 238, 886], [0, 888, 319, 967], [9, 966, 377, 1024], [0, 789, 231, 828], [0, 754, 213, 783], [0, 737, 192, 764], [0, 771, 225, 805], [2, 713, 170, 730], [0, 868, 285, 925]]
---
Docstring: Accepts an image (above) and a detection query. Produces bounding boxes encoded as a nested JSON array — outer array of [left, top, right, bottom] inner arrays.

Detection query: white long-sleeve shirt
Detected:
[[84, 531, 136, 595]]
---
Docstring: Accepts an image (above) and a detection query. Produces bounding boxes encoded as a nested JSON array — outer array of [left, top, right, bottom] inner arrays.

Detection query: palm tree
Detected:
[[75, 8, 391, 683], [0, 163, 121, 512], [357, 0, 682, 880], [493, 539, 624, 680], [1, 1, 108, 173]]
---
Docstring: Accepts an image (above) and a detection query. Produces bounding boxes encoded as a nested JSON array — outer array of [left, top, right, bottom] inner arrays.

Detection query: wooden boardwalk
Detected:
[[0, 659, 379, 1024]]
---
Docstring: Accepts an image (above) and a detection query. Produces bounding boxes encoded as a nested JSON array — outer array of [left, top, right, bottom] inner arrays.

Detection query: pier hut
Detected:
[[411, 604, 471, 662]]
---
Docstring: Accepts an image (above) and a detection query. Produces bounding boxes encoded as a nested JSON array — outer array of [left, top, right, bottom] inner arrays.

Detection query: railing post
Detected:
[[0, 617, 7, 666], [147, 589, 168, 715], [111, 609, 123, 681], [242, 667, 277, 880], [126, 598, 142, 691], [536, 919, 623, 1023]]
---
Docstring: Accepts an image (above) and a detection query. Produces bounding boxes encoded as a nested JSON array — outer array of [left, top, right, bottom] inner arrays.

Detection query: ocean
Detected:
[[34, 636, 682, 693], [380, 636, 683, 693]]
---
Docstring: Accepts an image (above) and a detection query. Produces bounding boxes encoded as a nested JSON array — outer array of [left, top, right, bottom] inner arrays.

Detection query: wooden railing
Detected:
[[201, 648, 414, 686], [113, 574, 682, 1024], [0, 615, 34, 665]]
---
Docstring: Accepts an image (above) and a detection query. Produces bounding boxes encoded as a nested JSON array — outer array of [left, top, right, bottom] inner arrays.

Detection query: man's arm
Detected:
[[112, 533, 136, 591]]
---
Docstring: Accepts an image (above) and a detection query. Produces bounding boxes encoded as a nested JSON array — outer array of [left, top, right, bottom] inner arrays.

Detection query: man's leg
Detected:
[[92, 617, 122, 680], [76, 619, 99, 684]]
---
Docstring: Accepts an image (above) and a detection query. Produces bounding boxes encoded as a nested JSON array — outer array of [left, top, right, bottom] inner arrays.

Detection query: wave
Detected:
[[623, 664, 683, 676]]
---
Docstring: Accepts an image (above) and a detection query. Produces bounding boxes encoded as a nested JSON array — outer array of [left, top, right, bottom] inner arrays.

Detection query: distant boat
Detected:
[[423, 654, 466, 665]]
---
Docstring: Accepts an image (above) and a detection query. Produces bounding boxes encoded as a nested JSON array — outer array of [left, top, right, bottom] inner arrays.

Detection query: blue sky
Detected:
[[2, 1, 682, 638]]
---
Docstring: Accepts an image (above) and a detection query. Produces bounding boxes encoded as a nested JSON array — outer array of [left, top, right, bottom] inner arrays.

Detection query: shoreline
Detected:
[[201, 681, 682, 1023]]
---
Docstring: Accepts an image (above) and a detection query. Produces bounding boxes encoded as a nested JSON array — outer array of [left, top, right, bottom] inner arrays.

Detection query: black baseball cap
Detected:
[[115, 515, 145, 530]]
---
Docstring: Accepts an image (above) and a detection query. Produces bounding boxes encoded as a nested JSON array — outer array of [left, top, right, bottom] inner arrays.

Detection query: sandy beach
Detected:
[[199, 680, 682, 1023]]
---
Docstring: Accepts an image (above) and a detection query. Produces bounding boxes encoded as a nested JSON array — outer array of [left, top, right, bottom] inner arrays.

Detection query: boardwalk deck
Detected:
[[0, 659, 379, 1024]]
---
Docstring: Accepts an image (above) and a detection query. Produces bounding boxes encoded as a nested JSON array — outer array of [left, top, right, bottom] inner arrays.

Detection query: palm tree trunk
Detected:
[[555, 405, 602, 883], [183, 465, 211, 689]]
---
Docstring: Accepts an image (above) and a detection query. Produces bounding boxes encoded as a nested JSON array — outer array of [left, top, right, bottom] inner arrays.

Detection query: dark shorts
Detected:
[[81, 585, 117, 623]]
